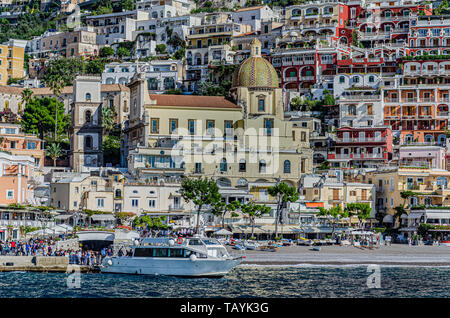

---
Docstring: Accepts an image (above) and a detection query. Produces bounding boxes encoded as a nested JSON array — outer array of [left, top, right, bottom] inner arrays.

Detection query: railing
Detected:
[[419, 98, 435, 103], [402, 98, 417, 102], [328, 195, 343, 201], [340, 95, 380, 101], [336, 137, 384, 143], [169, 204, 184, 211], [437, 112, 449, 117], [385, 98, 399, 103], [300, 76, 315, 81], [285, 76, 298, 82]]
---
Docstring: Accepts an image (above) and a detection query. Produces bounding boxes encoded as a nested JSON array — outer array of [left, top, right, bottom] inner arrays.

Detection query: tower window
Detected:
[[86, 93, 91, 101], [258, 99, 265, 111]]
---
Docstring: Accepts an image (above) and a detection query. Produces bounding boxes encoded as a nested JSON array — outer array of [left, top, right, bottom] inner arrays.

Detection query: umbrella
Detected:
[[213, 228, 233, 236]]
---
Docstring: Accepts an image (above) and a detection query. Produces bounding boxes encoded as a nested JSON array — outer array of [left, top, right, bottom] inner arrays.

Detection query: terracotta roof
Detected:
[[101, 84, 130, 92], [236, 6, 265, 12], [31, 86, 74, 95], [149, 94, 241, 109], [235, 31, 257, 37], [0, 86, 24, 95]]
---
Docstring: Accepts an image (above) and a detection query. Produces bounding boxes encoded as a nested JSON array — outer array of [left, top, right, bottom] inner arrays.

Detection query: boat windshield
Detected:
[[202, 239, 220, 245]]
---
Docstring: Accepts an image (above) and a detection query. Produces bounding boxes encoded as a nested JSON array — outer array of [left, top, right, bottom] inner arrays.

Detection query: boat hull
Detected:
[[100, 256, 243, 277]]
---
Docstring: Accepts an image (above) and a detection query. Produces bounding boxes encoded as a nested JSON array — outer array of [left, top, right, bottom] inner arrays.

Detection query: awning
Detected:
[[305, 202, 324, 208], [382, 214, 394, 223], [214, 228, 232, 236], [91, 214, 115, 221], [425, 212, 450, 219], [54, 214, 72, 220]]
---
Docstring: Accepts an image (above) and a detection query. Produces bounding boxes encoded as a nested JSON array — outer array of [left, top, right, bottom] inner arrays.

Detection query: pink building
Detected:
[[399, 145, 446, 170]]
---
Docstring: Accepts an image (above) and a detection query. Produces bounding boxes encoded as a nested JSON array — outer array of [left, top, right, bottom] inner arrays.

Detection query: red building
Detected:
[[328, 126, 393, 169]]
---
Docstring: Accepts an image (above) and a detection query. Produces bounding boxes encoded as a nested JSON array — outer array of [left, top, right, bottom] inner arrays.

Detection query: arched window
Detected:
[[220, 158, 227, 172], [84, 135, 93, 149], [239, 159, 246, 172], [284, 160, 291, 173], [85, 110, 92, 123], [115, 189, 122, 198], [258, 98, 265, 111], [86, 93, 91, 101]]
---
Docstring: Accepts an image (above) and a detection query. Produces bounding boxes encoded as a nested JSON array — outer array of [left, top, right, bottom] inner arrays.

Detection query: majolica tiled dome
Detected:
[[232, 39, 279, 89]]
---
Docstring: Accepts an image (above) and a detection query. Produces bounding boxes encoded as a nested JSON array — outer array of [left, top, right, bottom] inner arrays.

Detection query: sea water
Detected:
[[0, 266, 448, 298]]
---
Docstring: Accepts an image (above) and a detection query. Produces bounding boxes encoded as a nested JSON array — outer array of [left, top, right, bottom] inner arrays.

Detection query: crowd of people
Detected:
[[0, 239, 129, 267]]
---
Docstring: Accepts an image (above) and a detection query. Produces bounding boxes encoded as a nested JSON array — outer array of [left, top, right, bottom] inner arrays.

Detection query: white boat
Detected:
[[100, 236, 244, 277], [244, 241, 259, 250]]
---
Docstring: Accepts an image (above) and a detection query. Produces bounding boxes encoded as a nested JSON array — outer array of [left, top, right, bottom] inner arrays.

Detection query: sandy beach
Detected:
[[229, 244, 450, 266]]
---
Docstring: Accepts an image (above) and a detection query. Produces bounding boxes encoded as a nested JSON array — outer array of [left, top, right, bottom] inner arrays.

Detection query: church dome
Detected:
[[232, 39, 279, 89]]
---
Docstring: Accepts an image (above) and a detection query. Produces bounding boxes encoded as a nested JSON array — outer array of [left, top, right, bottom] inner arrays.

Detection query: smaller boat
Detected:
[[244, 241, 259, 250], [233, 243, 246, 250], [312, 246, 321, 251], [439, 240, 450, 246], [260, 245, 278, 252]]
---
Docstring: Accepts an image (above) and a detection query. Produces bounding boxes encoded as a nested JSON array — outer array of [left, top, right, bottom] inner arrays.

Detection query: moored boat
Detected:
[[100, 236, 243, 277]]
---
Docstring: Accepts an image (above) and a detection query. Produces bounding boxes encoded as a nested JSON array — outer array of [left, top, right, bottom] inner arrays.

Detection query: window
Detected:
[[188, 119, 195, 135], [284, 160, 291, 173], [258, 98, 265, 111], [10, 141, 15, 149], [264, 118, 274, 136], [339, 76, 345, 83], [301, 131, 307, 142], [369, 76, 375, 83], [224, 121, 233, 136], [220, 158, 227, 172], [259, 160, 266, 173], [6, 190, 14, 200], [367, 104, 373, 115], [131, 199, 139, 207], [195, 162, 202, 174], [206, 120, 215, 135], [97, 198, 104, 208], [27, 142, 36, 149], [148, 199, 156, 208], [169, 119, 178, 134], [84, 136, 92, 149], [85, 110, 92, 123], [4, 128, 14, 134], [239, 159, 246, 172], [151, 118, 159, 133]]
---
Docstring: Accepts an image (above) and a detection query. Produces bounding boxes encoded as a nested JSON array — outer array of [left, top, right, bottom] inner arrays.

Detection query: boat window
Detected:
[[188, 239, 203, 245], [202, 239, 219, 245], [169, 248, 185, 258], [154, 248, 168, 257], [133, 248, 154, 257]]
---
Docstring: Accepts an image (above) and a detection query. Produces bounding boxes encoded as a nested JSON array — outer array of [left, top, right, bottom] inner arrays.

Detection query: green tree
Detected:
[[86, 58, 106, 75], [116, 46, 130, 58], [155, 43, 167, 54], [238, 201, 271, 238], [103, 135, 120, 166], [318, 205, 345, 238], [173, 47, 186, 60], [21, 88, 34, 109], [180, 177, 222, 234], [43, 58, 86, 86], [345, 203, 372, 229], [100, 46, 114, 58], [211, 200, 239, 229], [44, 74, 65, 141], [268, 182, 299, 239], [21, 97, 67, 140], [102, 106, 116, 134], [46, 142, 63, 167]]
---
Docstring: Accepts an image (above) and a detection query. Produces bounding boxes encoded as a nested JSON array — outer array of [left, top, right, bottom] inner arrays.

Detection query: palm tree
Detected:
[[45, 75, 64, 142], [46, 142, 63, 167], [102, 106, 116, 134], [21, 88, 33, 110]]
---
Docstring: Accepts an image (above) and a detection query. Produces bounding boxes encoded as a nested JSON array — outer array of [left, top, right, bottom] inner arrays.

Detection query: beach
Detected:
[[233, 244, 450, 266]]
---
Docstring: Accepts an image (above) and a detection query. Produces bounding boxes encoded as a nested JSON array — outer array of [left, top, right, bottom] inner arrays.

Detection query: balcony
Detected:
[[419, 98, 435, 103], [285, 76, 298, 82], [169, 204, 184, 211], [402, 98, 417, 103], [336, 137, 385, 143], [385, 98, 399, 103]]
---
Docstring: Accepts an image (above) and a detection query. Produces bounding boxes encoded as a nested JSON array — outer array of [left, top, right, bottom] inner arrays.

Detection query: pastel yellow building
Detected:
[[0, 40, 27, 85], [125, 39, 313, 188]]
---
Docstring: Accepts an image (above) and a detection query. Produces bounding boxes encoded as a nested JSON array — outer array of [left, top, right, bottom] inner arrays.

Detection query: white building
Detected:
[[231, 5, 279, 31], [102, 60, 184, 93]]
